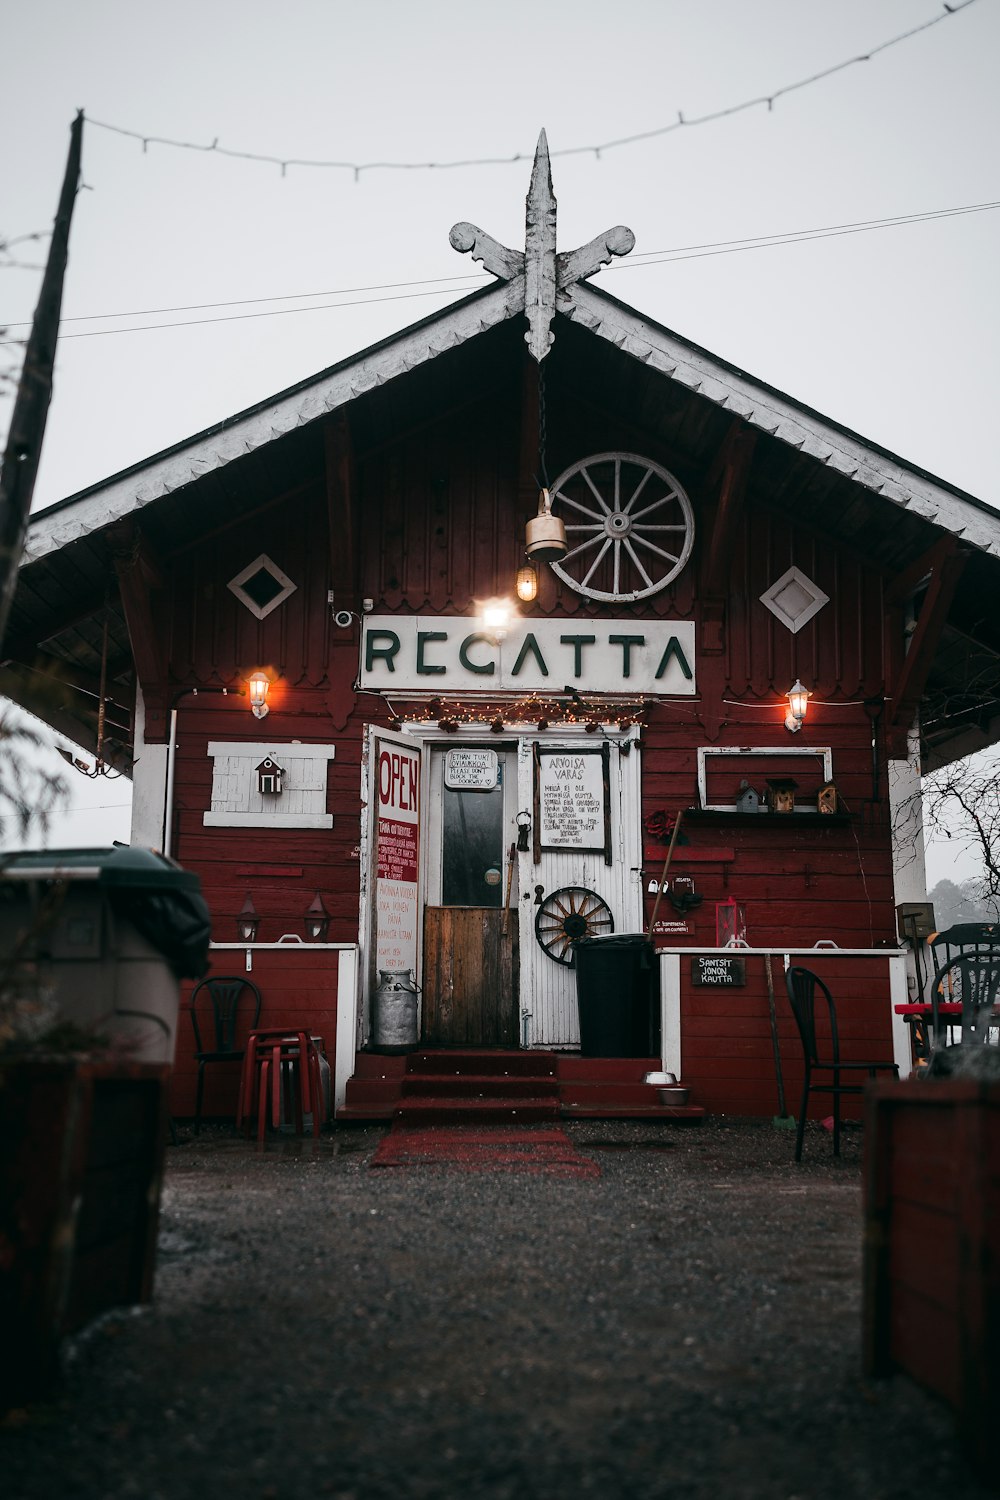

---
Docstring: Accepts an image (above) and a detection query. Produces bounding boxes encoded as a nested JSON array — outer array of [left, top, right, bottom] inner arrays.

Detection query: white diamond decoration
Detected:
[[228, 553, 297, 620], [759, 566, 829, 634]]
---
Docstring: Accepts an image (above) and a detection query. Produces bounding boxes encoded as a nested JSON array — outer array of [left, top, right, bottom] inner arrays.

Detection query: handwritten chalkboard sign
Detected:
[[533, 743, 611, 863], [691, 955, 746, 986]]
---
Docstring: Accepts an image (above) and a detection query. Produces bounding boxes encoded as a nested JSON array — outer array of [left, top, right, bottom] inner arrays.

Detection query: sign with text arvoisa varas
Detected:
[[359, 615, 696, 696], [375, 737, 420, 974]]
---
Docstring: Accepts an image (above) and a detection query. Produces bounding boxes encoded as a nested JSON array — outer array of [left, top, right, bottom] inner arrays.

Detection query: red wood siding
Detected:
[[172, 949, 343, 1119], [678, 956, 895, 1118], [149, 378, 907, 1116]]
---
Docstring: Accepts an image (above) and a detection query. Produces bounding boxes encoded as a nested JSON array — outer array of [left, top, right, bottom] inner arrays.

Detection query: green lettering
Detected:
[[560, 635, 596, 678], [608, 634, 645, 678], [511, 633, 549, 677], [458, 633, 496, 675], [365, 630, 400, 672], [655, 636, 693, 681], [416, 631, 447, 675]]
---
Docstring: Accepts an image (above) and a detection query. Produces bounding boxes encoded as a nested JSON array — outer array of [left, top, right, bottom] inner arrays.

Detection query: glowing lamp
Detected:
[[248, 670, 270, 719], [784, 679, 810, 733], [515, 562, 538, 602]]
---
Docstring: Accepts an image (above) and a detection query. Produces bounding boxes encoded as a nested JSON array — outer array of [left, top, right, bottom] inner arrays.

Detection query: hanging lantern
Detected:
[[516, 562, 539, 602], [525, 488, 567, 562]]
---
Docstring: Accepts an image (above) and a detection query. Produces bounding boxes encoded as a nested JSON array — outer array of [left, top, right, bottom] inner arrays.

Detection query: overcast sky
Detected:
[[2, 0, 997, 884]]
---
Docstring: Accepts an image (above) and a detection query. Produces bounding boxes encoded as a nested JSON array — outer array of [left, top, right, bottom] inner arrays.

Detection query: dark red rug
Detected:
[[371, 1124, 600, 1178]]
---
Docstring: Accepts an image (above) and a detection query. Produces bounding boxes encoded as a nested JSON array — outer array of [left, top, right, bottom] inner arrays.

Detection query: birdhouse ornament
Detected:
[[255, 757, 284, 796], [766, 777, 797, 814]]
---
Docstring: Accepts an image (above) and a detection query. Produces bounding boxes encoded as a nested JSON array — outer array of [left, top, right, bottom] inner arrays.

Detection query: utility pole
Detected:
[[0, 110, 83, 651]]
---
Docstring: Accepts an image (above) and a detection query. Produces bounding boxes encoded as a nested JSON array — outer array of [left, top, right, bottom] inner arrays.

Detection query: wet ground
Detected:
[[2, 1117, 993, 1499]]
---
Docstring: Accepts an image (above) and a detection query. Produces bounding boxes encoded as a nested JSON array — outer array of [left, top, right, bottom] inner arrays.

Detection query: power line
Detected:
[[0, 282, 484, 346], [84, 2, 979, 179], [3, 269, 492, 328], [2, 195, 995, 347]]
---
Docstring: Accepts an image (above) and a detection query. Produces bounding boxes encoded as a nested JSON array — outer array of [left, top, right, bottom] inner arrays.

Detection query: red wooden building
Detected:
[[8, 137, 1000, 1122]]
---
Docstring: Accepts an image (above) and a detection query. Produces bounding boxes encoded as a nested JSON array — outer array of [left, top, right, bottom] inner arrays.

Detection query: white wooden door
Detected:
[[516, 731, 642, 1047]]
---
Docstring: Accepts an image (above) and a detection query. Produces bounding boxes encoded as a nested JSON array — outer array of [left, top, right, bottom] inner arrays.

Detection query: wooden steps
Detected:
[[339, 1049, 705, 1124]]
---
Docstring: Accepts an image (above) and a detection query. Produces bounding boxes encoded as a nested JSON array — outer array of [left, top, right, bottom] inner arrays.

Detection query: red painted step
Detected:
[[400, 1073, 558, 1099], [406, 1049, 557, 1079], [394, 1095, 561, 1124]]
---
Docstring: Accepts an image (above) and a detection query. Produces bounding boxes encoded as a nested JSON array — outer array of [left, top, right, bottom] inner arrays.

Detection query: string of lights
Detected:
[[383, 693, 653, 733], [83, 3, 979, 179], [3, 196, 994, 348]]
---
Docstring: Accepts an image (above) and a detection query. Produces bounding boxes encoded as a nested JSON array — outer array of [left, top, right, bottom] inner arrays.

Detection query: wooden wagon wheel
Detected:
[[534, 886, 615, 966], [547, 451, 695, 603]]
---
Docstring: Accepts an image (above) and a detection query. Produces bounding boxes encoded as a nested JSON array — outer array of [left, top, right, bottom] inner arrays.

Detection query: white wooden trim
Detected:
[[697, 745, 834, 811], [888, 951, 912, 1080], [203, 812, 334, 828], [25, 282, 524, 564], [566, 283, 1000, 560], [206, 741, 337, 759], [659, 952, 682, 1078], [334, 946, 360, 1115]]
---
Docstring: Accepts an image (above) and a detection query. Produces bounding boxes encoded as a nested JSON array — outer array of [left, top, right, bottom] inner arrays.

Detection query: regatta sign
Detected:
[[359, 615, 696, 696]]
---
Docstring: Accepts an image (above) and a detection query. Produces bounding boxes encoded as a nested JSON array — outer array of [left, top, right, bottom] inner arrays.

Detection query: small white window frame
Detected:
[[697, 746, 834, 812]]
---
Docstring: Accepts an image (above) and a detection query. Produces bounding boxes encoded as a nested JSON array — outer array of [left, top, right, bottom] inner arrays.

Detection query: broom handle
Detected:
[[646, 810, 684, 941], [501, 841, 516, 936]]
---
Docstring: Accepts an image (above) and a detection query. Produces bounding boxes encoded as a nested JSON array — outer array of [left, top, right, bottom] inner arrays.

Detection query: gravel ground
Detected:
[[2, 1117, 993, 1500]]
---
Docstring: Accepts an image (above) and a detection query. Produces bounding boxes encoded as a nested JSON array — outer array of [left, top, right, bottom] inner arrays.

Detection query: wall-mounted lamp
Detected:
[[248, 669, 271, 719], [784, 679, 810, 733], [481, 599, 513, 643], [237, 894, 260, 943], [525, 487, 567, 562], [305, 892, 330, 942], [515, 562, 538, 603]]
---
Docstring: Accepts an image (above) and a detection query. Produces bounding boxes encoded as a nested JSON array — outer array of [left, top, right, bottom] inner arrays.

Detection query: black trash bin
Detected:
[[575, 932, 658, 1058]]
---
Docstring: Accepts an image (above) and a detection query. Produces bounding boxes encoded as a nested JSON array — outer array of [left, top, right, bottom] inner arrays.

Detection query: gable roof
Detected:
[[8, 274, 1000, 772], [24, 277, 1000, 566]]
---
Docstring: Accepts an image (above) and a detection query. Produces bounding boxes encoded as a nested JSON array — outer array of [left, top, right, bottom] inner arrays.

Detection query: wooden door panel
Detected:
[[423, 907, 518, 1046]]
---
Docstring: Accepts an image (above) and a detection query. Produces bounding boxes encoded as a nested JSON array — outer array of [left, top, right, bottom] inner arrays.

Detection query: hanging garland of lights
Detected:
[[383, 692, 653, 734]]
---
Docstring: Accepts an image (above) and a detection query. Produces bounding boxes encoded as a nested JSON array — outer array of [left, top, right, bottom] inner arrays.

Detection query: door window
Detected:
[[441, 762, 506, 907]]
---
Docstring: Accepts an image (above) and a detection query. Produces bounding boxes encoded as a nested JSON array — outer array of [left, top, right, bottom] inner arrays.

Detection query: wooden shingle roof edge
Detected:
[[22, 272, 1000, 568]]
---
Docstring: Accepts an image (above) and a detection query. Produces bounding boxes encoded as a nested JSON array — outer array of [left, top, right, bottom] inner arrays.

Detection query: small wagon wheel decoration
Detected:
[[534, 886, 615, 966], [547, 451, 695, 603]]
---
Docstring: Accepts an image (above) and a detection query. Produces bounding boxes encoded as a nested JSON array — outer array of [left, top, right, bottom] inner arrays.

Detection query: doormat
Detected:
[[371, 1124, 601, 1178]]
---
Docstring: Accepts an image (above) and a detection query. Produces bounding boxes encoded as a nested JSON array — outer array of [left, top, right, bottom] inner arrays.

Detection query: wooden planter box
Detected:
[[863, 1078, 1000, 1481], [0, 1058, 170, 1410]]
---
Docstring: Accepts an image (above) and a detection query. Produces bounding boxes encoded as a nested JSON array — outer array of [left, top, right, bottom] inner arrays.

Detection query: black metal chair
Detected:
[[928, 952, 1000, 1055], [188, 976, 262, 1132], [785, 966, 899, 1161]]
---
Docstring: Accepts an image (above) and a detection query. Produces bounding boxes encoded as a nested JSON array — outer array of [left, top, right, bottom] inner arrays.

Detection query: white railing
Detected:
[[657, 946, 911, 1081]]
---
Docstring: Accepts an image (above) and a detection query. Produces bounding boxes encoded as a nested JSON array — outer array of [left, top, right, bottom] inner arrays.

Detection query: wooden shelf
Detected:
[[683, 809, 852, 828]]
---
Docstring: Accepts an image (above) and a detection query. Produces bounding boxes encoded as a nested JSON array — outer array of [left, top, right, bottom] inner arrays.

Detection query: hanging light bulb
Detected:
[[515, 562, 539, 602], [525, 488, 567, 562]]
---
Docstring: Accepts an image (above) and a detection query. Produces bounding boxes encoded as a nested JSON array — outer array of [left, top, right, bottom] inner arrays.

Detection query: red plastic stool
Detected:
[[237, 1029, 326, 1141]]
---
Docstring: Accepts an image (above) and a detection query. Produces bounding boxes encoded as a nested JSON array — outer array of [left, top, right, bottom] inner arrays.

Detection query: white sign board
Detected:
[[374, 738, 420, 974], [536, 745, 610, 856], [444, 748, 498, 790], [359, 615, 696, 696]]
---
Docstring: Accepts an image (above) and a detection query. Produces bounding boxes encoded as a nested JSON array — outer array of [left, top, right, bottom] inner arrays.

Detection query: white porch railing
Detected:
[[657, 946, 911, 1081]]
